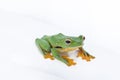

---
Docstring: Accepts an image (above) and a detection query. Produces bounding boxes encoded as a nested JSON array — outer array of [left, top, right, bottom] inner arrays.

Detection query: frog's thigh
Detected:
[[35, 38, 51, 54]]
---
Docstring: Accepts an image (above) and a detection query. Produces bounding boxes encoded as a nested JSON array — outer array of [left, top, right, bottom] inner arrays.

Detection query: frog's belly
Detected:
[[56, 47, 79, 53]]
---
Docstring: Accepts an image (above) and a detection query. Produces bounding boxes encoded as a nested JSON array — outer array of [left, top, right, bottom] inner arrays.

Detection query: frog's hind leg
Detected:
[[35, 38, 54, 60], [77, 47, 95, 61]]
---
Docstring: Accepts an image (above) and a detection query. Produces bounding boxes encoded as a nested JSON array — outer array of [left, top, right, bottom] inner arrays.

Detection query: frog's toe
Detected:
[[77, 51, 95, 61], [77, 51, 86, 59], [62, 56, 76, 66], [77, 51, 85, 58], [44, 53, 54, 60], [90, 55, 95, 59], [85, 53, 95, 61]]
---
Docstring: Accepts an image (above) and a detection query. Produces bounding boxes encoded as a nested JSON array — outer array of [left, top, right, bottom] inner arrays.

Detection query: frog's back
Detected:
[[42, 35, 50, 40], [46, 33, 66, 47], [42, 33, 64, 39]]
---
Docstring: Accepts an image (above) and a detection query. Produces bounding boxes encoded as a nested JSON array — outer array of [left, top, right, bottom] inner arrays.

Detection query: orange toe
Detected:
[[44, 53, 54, 60], [62, 56, 76, 66], [77, 52, 95, 61]]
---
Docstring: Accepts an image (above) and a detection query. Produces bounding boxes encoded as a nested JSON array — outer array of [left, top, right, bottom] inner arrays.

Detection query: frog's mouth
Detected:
[[55, 46, 82, 52], [55, 45, 82, 48], [55, 46, 62, 48]]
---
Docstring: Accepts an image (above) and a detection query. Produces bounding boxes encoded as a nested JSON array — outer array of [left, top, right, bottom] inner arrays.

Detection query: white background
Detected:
[[0, 0, 120, 80]]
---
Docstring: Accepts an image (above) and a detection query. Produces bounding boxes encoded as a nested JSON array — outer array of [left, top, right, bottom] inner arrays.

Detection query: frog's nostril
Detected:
[[83, 36, 85, 40]]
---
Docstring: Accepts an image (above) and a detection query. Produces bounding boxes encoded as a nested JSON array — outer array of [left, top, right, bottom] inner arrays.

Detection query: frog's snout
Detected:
[[79, 35, 85, 41], [82, 36, 85, 40], [81, 35, 85, 41]]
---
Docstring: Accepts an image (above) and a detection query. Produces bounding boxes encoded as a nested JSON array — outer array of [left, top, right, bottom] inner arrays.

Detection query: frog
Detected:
[[35, 33, 95, 66]]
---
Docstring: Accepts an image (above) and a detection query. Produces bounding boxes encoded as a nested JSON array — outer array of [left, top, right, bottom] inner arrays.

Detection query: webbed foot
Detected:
[[77, 48, 95, 61], [44, 53, 54, 60], [62, 56, 76, 66]]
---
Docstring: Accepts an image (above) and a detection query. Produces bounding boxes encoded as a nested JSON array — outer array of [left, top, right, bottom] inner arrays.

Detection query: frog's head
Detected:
[[63, 35, 85, 48], [54, 33, 85, 49]]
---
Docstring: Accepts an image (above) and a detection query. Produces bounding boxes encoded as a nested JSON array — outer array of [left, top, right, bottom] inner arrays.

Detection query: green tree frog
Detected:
[[35, 33, 95, 66]]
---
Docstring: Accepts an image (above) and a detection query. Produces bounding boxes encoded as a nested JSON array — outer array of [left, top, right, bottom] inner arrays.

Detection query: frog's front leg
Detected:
[[51, 48, 76, 66], [77, 47, 95, 61], [35, 38, 54, 60]]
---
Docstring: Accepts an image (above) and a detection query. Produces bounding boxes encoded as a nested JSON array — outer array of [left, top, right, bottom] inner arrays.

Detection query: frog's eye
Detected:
[[65, 39, 71, 45]]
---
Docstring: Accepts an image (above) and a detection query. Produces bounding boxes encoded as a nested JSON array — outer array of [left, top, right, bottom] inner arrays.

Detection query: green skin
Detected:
[[35, 33, 94, 66]]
